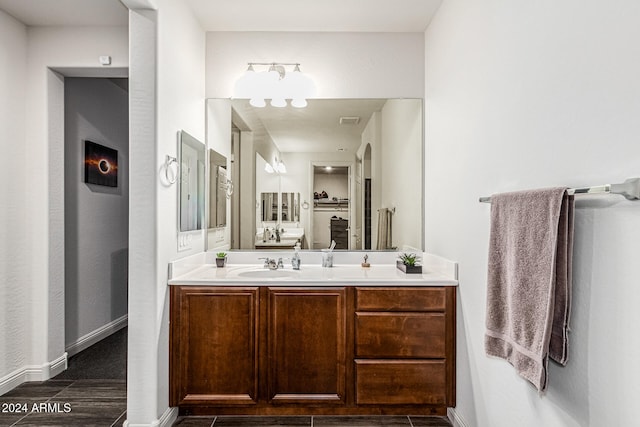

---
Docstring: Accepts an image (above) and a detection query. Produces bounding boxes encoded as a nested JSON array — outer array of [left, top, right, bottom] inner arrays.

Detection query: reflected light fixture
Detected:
[[264, 163, 275, 174], [264, 158, 287, 174], [277, 161, 287, 174], [233, 62, 316, 108]]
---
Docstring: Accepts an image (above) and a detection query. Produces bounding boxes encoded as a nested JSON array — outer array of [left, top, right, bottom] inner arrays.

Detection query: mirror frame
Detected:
[[177, 130, 206, 232]]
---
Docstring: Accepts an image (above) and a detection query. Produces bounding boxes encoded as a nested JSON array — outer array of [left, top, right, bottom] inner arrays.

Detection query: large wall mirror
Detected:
[[205, 98, 423, 251], [178, 130, 205, 232]]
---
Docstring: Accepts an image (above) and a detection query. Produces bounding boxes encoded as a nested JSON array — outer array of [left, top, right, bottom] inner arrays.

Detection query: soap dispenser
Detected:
[[291, 243, 301, 270]]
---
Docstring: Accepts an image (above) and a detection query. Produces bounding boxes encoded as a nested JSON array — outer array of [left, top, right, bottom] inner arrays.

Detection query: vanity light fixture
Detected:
[[233, 62, 316, 108]]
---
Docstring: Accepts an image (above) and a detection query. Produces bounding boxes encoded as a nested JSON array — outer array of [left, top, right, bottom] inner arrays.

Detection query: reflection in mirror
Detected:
[[209, 148, 228, 228], [261, 192, 278, 221], [282, 193, 299, 222], [178, 130, 205, 232], [207, 98, 424, 251]]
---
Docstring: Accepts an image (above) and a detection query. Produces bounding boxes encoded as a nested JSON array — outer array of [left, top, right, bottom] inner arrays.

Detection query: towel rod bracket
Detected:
[[610, 177, 640, 200]]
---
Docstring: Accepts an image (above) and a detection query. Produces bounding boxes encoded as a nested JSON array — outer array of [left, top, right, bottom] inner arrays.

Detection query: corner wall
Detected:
[[0, 9, 28, 386], [425, 1, 640, 426], [126, 0, 205, 424]]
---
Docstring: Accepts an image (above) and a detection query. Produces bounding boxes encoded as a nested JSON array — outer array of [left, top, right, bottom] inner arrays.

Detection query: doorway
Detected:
[[63, 77, 129, 363], [311, 165, 351, 249]]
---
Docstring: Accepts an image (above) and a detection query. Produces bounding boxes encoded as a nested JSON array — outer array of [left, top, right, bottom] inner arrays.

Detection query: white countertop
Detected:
[[168, 263, 457, 286]]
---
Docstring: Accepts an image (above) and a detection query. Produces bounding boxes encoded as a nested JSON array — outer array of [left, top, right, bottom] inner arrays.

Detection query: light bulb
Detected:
[[250, 98, 266, 108], [291, 98, 307, 108]]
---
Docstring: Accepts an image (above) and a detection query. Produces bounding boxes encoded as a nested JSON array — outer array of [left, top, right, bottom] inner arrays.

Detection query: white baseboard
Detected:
[[123, 406, 178, 427], [0, 352, 68, 396], [65, 314, 128, 357], [448, 407, 470, 427]]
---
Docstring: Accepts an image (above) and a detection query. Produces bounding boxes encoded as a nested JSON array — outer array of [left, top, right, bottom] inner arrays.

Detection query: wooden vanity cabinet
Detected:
[[170, 285, 455, 415]]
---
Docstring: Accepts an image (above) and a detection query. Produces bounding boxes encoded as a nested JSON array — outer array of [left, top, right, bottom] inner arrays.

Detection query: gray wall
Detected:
[[64, 77, 128, 348]]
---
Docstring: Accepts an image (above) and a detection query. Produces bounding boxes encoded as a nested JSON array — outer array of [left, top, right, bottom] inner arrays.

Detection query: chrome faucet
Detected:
[[259, 257, 283, 270]]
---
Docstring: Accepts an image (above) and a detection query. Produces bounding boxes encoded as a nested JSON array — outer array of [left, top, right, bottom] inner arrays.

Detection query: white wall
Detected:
[[424, 1, 640, 426], [205, 32, 424, 99], [0, 9, 28, 385], [126, 0, 205, 424], [64, 77, 129, 349], [380, 99, 422, 251]]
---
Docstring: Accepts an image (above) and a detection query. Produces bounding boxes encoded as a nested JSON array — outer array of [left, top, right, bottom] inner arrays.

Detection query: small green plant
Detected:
[[398, 253, 419, 266], [216, 252, 227, 259]]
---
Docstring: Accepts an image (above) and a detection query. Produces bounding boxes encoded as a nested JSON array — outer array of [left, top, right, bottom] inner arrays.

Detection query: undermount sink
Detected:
[[236, 269, 301, 279]]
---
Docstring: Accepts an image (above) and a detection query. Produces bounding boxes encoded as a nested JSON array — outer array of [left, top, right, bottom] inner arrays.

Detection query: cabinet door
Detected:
[[268, 287, 346, 404], [170, 287, 259, 406]]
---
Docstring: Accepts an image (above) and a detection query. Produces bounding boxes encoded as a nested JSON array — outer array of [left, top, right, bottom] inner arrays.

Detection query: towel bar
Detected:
[[479, 177, 640, 203]]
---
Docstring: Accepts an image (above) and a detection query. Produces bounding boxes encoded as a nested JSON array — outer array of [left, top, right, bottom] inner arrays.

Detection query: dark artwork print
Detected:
[[84, 140, 118, 187]]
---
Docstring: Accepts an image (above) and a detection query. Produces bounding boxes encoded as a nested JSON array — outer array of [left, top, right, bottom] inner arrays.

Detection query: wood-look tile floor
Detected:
[[173, 415, 453, 427], [0, 379, 126, 426], [1, 380, 452, 427]]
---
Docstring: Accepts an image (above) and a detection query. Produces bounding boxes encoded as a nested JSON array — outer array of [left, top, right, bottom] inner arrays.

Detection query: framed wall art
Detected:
[[84, 140, 118, 187]]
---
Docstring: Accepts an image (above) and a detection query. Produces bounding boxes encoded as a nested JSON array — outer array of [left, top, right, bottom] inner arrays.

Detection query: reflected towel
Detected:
[[485, 187, 574, 391], [376, 208, 393, 250]]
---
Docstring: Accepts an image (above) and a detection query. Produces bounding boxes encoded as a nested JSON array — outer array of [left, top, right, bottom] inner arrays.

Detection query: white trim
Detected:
[[121, 0, 158, 10], [0, 353, 68, 395], [123, 406, 178, 427], [448, 407, 470, 427], [65, 315, 128, 358]]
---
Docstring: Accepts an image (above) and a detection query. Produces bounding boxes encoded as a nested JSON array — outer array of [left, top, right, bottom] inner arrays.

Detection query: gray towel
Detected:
[[485, 187, 574, 391], [376, 208, 392, 250]]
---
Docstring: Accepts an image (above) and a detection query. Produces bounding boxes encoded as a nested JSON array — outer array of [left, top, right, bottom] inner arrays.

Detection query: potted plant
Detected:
[[215, 252, 227, 268], [397, 253, 422, 274]]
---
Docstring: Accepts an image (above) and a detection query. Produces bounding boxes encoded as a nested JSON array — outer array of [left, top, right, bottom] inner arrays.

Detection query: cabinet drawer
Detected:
[[356, 287, 446, 311], [355, 313, 445, 358], [355, 360, 446, 405]]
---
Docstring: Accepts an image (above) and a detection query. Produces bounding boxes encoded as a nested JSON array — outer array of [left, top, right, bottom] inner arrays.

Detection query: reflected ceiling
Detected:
[[232, 98, 387, 153]]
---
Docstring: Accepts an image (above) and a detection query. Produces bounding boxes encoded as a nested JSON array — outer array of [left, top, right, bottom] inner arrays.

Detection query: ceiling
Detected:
[[0, 0, 128, 26], [185, 0, 443, 32], [0, 0, 443, 32]]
